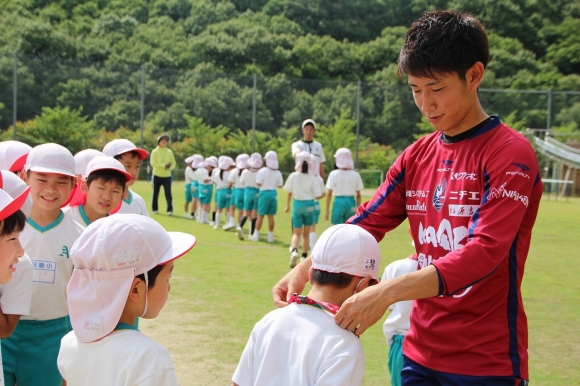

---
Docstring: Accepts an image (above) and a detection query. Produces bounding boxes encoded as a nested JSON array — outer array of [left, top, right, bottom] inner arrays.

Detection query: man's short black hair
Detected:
[[311, 269, 356, 289], [136, 264, 164, 289], [86, 169, 127, 191], [0, 210, 26, 237], [397, 10, 490, 79]]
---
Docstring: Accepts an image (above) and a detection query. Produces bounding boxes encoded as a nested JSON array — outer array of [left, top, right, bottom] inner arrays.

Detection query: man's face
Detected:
[[302, 124, 315, 141], [408, 68, 480, 136], [158, 138, 168, 148]]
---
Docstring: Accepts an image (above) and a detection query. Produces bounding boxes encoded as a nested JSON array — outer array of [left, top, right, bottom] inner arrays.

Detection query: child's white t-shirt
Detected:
[[0, 255, 33, 316], [184, 166, 195, 184], [212, 169, 231, 189], [382, 256, 418, 346], [228, 169, 244, 188], [240, 169, 259, 189], [58, 329, 178, 386], [63, 205, 90, 228], [326, 169, 364, 196], [314, 175, 325, 199], [116, 190, 150, 217], [20, 212, 84, 320], [283, 172, 323, 201], [233, 303, 364, 386], [196, 168, 211, 184], [256, 168, 283, 191]]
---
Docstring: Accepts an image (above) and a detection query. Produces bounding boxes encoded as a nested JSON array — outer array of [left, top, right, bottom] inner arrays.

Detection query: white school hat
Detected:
[[184, 156, 195, 165], [102, 139, 148, 160], [334, 147, 354, 170], [311, 224, 381, 281], [247, 153, 262, 169], [264, 150, 279, 169], [192, 154, 204, 168], [0, 170, 32, 217], [301, 119, 316, 129], [235, 154, 249, 169], [83, 156, 133, 182], [67, 214, 196, 343], [205, 157, 218, 168], [156, 134, 171, 144], [294, 151, 313, 172], [24, 143, 76, 177], [0, 140, 33, 172], [74, 149, 105, 176], [218, 156, 234, 171]]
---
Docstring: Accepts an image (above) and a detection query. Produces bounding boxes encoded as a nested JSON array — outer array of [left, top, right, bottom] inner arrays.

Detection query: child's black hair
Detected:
[[113, 151, 141, 161], [238, 168, 243, 176], [219, 169, 225, 181], [301, 161, 309, 174], [397, 10, 489, 80], [311, 269, 355, 289], [86, 169, 127, 191], [0, 210, 26, 237], [136, 264, 164, 289]]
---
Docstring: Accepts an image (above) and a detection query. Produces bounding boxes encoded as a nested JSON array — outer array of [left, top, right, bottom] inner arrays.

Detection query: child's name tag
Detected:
[[114, 247, 142, 268], [31, 260, 57, 284]]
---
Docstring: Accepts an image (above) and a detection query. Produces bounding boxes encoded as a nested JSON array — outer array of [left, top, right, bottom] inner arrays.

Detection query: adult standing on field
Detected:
[[150, 134, 176, 215], [273, 10, 542, 385], [291, 119, 326, 180]]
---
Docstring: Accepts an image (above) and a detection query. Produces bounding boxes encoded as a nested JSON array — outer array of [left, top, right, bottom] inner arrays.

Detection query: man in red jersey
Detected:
[[272, 10, 541, 385]]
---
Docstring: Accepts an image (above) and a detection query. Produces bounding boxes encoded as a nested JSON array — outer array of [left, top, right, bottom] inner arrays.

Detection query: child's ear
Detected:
[[80, 180, 89, 194], [127, 278, 143, 302], [20, 170, 28, 183]]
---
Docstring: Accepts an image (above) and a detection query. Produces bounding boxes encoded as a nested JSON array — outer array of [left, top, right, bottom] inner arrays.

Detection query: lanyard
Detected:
[[288, 293, 340, 315]]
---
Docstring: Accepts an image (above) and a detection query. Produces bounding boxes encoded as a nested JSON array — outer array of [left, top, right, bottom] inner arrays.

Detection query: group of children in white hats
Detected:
[[0, 123, 409, 385]]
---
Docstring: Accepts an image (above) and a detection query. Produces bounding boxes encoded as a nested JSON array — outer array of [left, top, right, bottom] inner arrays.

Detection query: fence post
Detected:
[[546, 89, 552, 131], [252, 74, 257, 153], [12, 51, 17, 140], [355, 80, 361, 169], [140, 64, 145, 149]]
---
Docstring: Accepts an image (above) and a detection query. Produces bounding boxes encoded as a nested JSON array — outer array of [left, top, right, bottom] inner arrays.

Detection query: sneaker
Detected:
[[208, 221, 215, 226], [167, 211, 173, 216], [289, 250, 299, 268], [288, 246, 293, 253], [223, 223, 235, 231], [213, 224, 219, 230], [250, 232, 259, 242], [236, 227, 244, 240], [152, 211, 158, 214], [300, 256, 306, 262], [184, 213, 193, 219], [267, 233, 274, 243]]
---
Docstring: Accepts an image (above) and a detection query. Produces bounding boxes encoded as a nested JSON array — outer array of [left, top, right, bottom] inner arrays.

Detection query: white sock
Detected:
[[309, 232, 318, 249], [268, 231, 273, 238], [215, 213, 221, 227]]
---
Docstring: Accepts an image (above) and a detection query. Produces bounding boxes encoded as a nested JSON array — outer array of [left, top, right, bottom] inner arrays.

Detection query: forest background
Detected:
[[1, 0, 579, 175]]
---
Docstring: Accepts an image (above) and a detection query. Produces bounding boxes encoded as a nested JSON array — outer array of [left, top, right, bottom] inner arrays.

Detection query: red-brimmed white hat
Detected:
[[83, 156, 133, 182], [0, 170, 32, 217], [0, 140, 32, 172], [67, 214, 196, 343], [0, 186, 30, 222], [24, 143, 76, 177], [312, 224, 381, 281], [102, 139, 148, 160], [74, 149, 105, 176]]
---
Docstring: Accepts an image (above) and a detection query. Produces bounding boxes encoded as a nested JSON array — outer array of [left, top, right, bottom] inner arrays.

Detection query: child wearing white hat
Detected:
[[232, 224, 380, 386], [212, 156, 235, 229], [236, 153, 261, 240], [183, 156, 196, 219], [69, 149, 105, 207], [225, 154, 249, 231], [325, 148, 364, 224], [64, 156, 132, 227], [0, 140, 32, 175], [253, 151, 284, 242], [188, 154, 204, 220], [102, 139, 150, 217], [3, 143, 85, 386], [57, 214, 196, 385], [284, 151, 324, 268], [196, 157, 217, 224]]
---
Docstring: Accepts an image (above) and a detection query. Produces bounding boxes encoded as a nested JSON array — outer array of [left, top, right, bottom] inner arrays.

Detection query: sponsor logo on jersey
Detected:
[[406, 190, 429, 198], [450, 172, 477, 181], [432, 178, 447, 211], [488, 182, 529, 207], [505, 170, 530, 179], [418, 219, 468, 252], [448, 204, 480, 217], [406, 200, 427, 212], [436, 160, 453, 172], [441, 159, 453, 166], [449, 190, 480, 201]]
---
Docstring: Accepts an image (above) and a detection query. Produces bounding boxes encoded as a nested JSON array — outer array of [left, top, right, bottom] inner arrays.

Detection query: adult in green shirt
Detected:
[[150, 134, 177, 215]]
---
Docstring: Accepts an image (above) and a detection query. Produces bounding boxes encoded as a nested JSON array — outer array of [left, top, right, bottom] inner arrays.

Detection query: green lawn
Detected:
[[133, 181, 580, 385]]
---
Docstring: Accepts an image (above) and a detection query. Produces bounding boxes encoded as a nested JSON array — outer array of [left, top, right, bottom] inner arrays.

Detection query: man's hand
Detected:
[[272, 257, 312, 307]]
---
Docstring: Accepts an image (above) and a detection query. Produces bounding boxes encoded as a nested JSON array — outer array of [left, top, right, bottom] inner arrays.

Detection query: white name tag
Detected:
[[31, 260, 57, 284]]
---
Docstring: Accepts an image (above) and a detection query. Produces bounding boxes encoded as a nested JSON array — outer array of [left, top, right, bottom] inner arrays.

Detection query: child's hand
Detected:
[[284, 206, 290, 213]]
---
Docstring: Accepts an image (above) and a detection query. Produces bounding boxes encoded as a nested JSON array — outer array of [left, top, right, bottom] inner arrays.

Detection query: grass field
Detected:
[[132, 181, 580, 385]]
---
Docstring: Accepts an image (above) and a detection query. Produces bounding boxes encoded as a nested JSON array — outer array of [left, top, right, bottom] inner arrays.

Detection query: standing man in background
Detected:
[[150, 134, 176, 215], [291, 119, 326, 181]]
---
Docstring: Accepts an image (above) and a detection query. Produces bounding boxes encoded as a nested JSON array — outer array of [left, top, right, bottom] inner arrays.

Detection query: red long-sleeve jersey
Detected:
[[350, 117, 542, 379]]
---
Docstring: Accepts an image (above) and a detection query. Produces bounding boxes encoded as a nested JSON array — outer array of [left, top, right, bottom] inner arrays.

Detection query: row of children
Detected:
[[0, 138, 197, 385]]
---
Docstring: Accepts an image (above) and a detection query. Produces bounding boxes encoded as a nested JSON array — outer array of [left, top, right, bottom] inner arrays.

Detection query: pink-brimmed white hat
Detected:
[[247, 153, 262, 169], [301, 119, 316, 129], [67, 214, 196, 343], [294, 151, 313, 172], [311, 224, 381, 281], [83, 156, 132, 182], [0, 170, 32, 217], [192, 155, 204, 168], [218, 156, 234, 171], [205, 157, 218, 168], [24, 143, 76, 177], [0, 140, 32, 172], [74, 149, 105, 176], [334, 148, 354, 170], [102, 139, 148, 160], [235, 154, 249, 169], [264, 150, 279, 169], [184, 156, 195, 165]]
